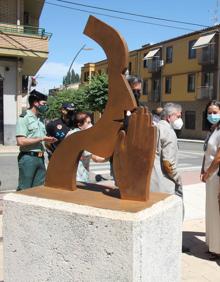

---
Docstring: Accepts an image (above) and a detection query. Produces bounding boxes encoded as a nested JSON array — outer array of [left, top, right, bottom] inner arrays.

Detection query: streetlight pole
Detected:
[[65, 44, 93, 87]]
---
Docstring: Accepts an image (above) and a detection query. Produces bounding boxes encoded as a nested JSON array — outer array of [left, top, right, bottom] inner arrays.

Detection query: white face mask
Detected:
[[171, 118, 183, 130]]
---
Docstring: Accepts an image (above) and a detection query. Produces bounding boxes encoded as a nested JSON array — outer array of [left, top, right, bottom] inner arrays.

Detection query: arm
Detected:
[[161, 129, 181, 185], [200, 155, 206, 181], [92, 155, 108, 162], [16, 116, 57, 147], [16, 136, 57, 147], [202, 147, 220, 182]]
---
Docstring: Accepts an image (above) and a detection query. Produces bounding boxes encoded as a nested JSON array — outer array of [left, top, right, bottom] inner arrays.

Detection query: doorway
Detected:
[[0, 80, 3, 144]]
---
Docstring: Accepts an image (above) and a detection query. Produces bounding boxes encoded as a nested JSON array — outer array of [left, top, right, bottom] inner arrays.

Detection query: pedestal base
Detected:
[[3, 187, 182, 282]]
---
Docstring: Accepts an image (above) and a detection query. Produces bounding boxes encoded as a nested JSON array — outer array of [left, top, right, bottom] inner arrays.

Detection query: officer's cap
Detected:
[[62, 102, 75, 111], [29, 89, 48, 102]]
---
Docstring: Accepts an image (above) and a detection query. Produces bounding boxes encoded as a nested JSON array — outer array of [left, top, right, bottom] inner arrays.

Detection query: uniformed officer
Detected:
[[16, 89, 57, 190], [45, 102, 76, 158]]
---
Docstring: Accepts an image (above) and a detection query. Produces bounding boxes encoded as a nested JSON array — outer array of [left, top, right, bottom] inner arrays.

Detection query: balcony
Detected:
[[198, 47, 215, 65], [150, 90, 161, 102], [197, 86, 214, 100], [0, 23, 52, 75], [146, 58, 163, 73]]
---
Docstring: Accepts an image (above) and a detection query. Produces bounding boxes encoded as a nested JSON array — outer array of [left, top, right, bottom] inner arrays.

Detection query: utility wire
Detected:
[[46, 1, 196, 31], [55, 0, 209, 28]]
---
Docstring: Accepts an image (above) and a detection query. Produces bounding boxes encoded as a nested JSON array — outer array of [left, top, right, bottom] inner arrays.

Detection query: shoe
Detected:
[[209, 253, 220, 261], [182, 245, 190, 253]]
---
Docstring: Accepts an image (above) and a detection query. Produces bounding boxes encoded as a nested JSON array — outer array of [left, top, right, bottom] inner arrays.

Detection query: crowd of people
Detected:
[[15, 75, 220, 259]]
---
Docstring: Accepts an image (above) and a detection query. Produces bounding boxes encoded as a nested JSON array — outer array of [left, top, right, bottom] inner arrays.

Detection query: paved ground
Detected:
[[0, 145, 219, 281]]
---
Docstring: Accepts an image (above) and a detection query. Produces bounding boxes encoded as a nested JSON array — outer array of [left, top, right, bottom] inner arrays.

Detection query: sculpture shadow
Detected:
[[77, 182, 121, 199], [183, 231, 220, 265]]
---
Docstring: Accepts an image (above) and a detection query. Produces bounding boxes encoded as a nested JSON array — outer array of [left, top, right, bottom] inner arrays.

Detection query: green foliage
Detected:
[[63, 69, 80, 85], [84, 73, 108, 113], [46, 73, 108, 120], [46, 87, 89, 120]]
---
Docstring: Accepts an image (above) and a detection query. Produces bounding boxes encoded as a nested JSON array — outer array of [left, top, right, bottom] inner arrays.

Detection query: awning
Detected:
[[143, 48, 160, 59], [192, 33, 216, 49]]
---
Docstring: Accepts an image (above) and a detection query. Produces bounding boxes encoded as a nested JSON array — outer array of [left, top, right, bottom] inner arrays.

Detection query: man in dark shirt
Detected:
[[46, 102, 76, 158]]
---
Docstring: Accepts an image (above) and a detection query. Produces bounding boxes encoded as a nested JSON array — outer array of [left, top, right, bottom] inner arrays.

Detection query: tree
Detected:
[[84, 73, 108, 113], [46, 87, 89, 120], [63, 69, 80, 85], [46, 73, 109, 120]]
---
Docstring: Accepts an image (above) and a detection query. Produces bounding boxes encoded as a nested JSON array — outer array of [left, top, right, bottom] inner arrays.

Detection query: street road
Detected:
[[0, 141, 204, 192]]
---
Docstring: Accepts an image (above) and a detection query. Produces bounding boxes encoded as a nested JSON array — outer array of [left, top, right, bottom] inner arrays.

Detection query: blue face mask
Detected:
[[207, 114, 220, 124]]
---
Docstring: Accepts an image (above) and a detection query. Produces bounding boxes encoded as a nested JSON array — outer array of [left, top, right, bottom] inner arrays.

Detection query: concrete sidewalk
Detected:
[[183, 182, 220, 281], [0, 145, 19, 153]]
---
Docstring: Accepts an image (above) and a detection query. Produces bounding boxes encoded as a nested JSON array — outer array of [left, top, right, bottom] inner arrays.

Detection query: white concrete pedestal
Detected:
[[3, 189, 182, 282]]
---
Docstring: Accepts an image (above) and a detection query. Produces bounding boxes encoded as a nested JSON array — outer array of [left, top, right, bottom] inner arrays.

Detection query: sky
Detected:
[[36, 0, 219, 93]]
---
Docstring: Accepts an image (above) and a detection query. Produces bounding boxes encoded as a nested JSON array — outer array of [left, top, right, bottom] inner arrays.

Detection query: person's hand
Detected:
[[201, 171, 209, 183], [43, 136, 57, 144], [113, 107, 157, 201], [200, 173, 205, 182]]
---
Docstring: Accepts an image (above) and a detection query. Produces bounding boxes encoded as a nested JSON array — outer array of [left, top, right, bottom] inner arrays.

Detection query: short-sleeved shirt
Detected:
[[16, 110, 46, 152]]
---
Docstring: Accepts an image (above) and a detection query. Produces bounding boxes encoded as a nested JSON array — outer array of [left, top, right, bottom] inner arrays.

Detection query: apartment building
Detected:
[[0, 0, 51, 144], [81, 25, 220, 139]]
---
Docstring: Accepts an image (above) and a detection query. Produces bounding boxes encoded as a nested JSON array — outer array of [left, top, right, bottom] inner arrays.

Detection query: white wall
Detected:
[[0, 60, 18, 144], [3, 62, 17, 125]]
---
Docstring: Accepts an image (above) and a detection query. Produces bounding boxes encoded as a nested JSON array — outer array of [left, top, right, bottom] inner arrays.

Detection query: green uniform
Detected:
[[16, 110, 46, 190]]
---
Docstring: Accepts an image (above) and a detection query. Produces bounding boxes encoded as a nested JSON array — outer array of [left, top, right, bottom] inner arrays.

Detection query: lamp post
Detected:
[[65, 44, 93, 87]]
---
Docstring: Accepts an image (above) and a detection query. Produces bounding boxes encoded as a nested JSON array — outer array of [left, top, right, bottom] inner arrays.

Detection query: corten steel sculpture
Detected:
[[113, 107, 156, 201], [45, 15, 157, 201]]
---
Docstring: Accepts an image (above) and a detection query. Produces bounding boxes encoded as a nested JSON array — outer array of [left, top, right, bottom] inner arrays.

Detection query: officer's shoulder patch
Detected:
[[19, 112, 27, 118], [57, 124, 63, 130]]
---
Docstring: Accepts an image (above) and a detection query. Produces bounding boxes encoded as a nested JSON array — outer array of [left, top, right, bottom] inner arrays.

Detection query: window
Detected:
[[143, 79, 148, 95], [188, 40, 196, 59], [128, 62, 132, 74], [166, 46, 173, 63], [187, 73, 195, 92], [24, 12, 29, 25], [165, 76, 172, 94], [203, 72, 214, 87], [84, 71, 89, 82], [143, 53, 147, 68], [185, 111, 196, 129]]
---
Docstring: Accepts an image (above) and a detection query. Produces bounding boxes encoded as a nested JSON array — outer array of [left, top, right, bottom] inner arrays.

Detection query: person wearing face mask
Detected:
[[126, 75, 143, 107], [45, 102, 76, 158], [68, 112, 106, 182], [151, 103, 190, 253], [150, 102, 183, 196], [200, 100, 220, 260], [16, 90, 57, 190]]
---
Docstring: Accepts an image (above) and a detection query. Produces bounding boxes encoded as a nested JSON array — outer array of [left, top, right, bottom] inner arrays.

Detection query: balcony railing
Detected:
[[150, 90, 161, 102], [0, 23, 52, 39], [198, 47, 215, 65], [197, 86, 214, 100], [146, 59, 163, 72]]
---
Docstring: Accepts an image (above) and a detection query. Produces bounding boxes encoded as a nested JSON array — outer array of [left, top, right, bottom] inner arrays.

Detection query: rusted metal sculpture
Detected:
[[113, 107, 156, 201], [44, 15, 157, 202]]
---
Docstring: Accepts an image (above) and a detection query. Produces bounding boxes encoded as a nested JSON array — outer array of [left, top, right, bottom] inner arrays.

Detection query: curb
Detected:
[[178, 139, 204, 144]]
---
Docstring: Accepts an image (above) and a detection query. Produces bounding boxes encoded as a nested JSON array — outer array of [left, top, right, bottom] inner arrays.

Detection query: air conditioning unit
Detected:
[[159, 60, 164, 67]]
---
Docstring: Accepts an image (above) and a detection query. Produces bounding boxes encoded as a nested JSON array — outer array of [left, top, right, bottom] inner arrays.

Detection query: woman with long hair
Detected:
[[201, 100, 220, 260]]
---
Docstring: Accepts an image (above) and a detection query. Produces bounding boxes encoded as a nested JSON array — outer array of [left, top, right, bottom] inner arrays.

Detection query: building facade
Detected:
[[81, 25, 220, 139], [0, 0, 51, 144]]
